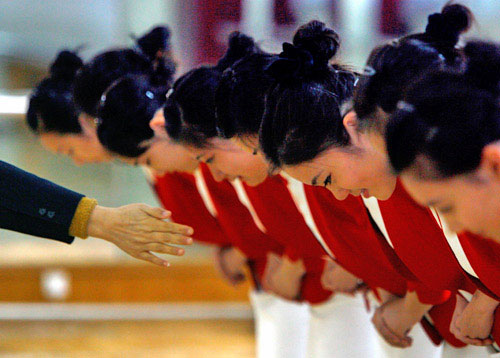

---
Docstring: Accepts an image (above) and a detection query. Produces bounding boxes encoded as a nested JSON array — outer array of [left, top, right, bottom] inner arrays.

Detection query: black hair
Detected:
[[164, 31, 260, 147], [386, 40, 500, 180], [27, 50, 83, 134], [97, 73, 169, 158], [135, 26, 172, 61], [259, 20, 357, 169], [73, 25, 175, 117], [354, 3, 473, 130], [215, 53, 278, 139]]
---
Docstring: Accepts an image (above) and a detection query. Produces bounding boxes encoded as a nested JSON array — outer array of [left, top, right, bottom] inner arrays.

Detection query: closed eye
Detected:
[[323, 174, 332, 188], [205, 155, 215, 164], [438, 206, 453, 214]]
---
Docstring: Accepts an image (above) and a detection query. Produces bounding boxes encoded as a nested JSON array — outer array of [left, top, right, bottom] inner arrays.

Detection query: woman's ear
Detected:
[[78, 114, 97, 135], [150, 109, 168, 138], [481, 142, 500, 182], [342, 110, 360, 145]]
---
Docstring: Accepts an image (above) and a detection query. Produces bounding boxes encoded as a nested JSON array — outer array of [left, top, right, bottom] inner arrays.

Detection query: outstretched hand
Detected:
[[88, 204, 193, 266]]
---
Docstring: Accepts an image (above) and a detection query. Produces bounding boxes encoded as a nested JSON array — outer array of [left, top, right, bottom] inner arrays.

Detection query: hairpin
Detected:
[[396, 100, 415, 113], [145, 91, 154, 99], [166, 88, 174, 99], [361, 66, 376, 77], [340, 100, 354, 117]]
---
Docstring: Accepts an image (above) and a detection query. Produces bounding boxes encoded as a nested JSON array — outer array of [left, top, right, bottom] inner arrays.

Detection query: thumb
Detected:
[[141, 205, 172, 219]]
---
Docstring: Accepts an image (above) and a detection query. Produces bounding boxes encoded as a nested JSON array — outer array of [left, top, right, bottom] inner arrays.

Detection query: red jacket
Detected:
[[150, 165, 281, 285], [303, 185, 409, 297], [304, 184, 460, 346], [455, 232, 500, 346], [199, 164, 283, 282], [242, 174, 332, 304], [364, 180, 500, 346], [151, 170, 231, 246], [372, 181, 475, 301]]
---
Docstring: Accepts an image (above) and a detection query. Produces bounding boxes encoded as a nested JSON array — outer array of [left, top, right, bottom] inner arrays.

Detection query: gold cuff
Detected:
[[69, 197, 98, 239]]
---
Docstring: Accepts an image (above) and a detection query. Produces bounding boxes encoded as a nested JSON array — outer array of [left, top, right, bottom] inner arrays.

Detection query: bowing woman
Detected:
[[259, 4, 500, 358], [386, 40, 500, 355]]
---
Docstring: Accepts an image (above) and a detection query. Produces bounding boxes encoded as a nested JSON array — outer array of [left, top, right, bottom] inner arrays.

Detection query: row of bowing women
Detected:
[[27, 3, 500, 358]]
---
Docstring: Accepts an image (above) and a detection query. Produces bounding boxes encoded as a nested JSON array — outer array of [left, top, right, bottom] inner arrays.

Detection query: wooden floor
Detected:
[[0, 320, 255, 357]]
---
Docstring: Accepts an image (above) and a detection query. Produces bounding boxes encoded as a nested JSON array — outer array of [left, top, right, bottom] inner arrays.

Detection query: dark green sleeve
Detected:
[[0, 160, 85, 243]]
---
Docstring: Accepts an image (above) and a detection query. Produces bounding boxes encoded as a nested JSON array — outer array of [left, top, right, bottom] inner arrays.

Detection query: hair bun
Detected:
[[266, 42, 315, 82], [464, 40, 500, 95], [216, 31, 259, 71], [293, 20, 340, 65], [425, 4, 472, 46], [49, 50, 83, 80], [136, 25, 171, 61]]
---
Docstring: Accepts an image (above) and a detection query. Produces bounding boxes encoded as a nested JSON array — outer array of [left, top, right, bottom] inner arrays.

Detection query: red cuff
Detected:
[[407, 281, 452, 305]]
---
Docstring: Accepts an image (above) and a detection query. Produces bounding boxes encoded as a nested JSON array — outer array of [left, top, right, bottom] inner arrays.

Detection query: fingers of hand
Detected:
[[227, 269, 245, 286], [149, 220, 194, 236], [460, 336, 492, 346], [150, 232, 193, 245], [216, 249, 245, 285], [140, 205, 172, 219], [372, 309, 412, 348], [138, 252, 170, 267], [454, 315, 493, 345], [145, 243, 185, 256], [213, 250, 232, 281]]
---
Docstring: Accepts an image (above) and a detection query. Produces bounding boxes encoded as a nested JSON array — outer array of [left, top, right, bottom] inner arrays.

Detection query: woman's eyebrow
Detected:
[[426, 199, 441, 207], [311, 172, 322, 186]]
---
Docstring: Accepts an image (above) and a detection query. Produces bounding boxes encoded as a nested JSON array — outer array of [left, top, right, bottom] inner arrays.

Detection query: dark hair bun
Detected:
[[136, 25, 171, 61], [425, 3, 472, 46], [464, 40, 500, 95], [216, 31, 259, 71], [293, 20, 340, 65], [49, 50, 83, 80]]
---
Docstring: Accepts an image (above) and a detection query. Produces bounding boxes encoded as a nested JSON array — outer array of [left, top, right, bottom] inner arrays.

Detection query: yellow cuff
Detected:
[[69, 197, 98, 239]]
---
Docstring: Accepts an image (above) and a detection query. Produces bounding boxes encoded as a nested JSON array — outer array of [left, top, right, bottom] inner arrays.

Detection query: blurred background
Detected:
[[0, 0, 499, 356]]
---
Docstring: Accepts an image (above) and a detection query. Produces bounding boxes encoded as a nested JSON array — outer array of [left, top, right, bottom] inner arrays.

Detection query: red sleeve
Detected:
[[199, 164, 283, 260], [426, 296, 464, 347], [283, 246, 302, 263], [407, 281, 452, 305], [149, 171, 231, 246], [242, 176, 327, 264], [300, 270, 333, 304], [457, 232, 500, 300], [304, 185, 409, 297]]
